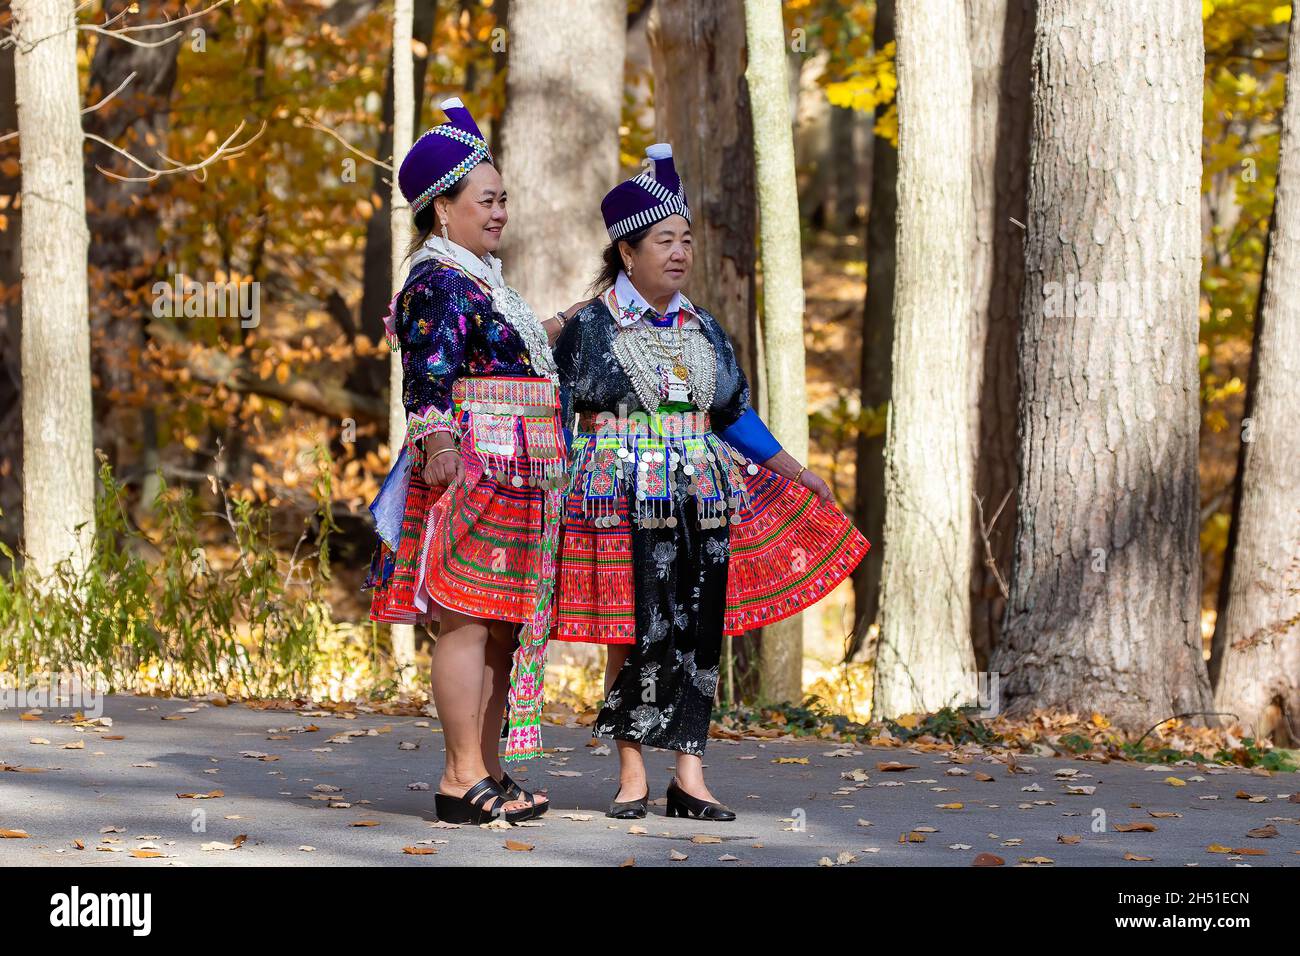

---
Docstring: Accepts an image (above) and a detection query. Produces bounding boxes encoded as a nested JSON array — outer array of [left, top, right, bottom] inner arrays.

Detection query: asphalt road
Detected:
[[1, 694, 1296, 867]]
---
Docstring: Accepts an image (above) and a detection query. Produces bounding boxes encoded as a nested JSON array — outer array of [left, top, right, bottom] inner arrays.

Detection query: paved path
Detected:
[[1, 694, 1296, 867]]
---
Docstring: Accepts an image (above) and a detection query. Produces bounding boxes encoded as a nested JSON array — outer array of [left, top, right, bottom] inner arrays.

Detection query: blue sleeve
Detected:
[[721, 407, 782, 463]]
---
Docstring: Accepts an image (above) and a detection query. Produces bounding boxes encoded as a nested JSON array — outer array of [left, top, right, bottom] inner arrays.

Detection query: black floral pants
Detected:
[[591, 491, 730, 757]]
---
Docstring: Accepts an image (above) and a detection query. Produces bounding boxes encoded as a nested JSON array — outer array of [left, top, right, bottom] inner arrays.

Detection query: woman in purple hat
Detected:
[[551, 144, 870, 821], [363, 97, 570, 825]]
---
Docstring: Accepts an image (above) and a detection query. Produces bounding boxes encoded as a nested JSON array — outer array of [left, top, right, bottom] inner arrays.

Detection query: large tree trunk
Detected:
[[13, 0, 94, 581], [647, 0, 757, 383], [649, 0, 762, 697], [744, 0, 809, 705], [872, 0, 976, 719], [1212, 15, 1300, 748], [496, 0, 625, 319], [849, 0, 895, 661], [965, 0, 1033, 670], [992, 0, 1213, 729], [389, 0, 418, 685]]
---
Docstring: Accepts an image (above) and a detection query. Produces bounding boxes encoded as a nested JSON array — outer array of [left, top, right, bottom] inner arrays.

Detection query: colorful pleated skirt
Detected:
[[553, 408, 870, 644], [365, 376, 566, 626]]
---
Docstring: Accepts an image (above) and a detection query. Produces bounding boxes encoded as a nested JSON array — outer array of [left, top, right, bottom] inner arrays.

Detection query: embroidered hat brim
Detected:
[[399, 96, 493, 215], [602, 142, 691, 240]]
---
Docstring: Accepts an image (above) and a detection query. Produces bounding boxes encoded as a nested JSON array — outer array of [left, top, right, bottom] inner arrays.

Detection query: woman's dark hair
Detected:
[[404, 159, 493, 261], [589, 223, 651, 296]]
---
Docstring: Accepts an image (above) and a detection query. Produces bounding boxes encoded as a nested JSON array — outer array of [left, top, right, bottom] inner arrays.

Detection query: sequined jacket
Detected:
[[395, 257, 536, 448]]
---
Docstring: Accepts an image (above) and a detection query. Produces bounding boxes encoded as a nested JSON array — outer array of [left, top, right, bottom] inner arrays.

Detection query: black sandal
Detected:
[[435, 775, 530, 825], [497, 769, 549, 820]]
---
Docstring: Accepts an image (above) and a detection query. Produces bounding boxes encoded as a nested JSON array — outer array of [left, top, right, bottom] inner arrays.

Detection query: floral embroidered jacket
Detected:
[[395, 257, 537, 449]]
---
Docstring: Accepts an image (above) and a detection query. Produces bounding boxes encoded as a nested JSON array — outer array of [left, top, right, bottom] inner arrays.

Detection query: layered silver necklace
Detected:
[[612, 313, 717, 413]]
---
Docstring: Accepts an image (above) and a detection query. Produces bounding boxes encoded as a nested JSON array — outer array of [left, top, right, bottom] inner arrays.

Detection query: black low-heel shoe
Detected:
[[606, 786, 649, 819], [665, 777, 736, 821]]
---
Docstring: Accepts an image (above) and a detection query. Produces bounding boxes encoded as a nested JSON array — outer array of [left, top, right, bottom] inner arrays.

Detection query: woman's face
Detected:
[[435, 161, 507, 257], [622, 214, 693, 301]]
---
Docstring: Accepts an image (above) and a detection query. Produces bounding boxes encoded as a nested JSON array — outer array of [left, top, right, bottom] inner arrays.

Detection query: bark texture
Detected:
[[873, 0, 977, 718], [1212, 14, 1300, 747], [992, 0, 1213, 728], [13, 0, 94, 579]]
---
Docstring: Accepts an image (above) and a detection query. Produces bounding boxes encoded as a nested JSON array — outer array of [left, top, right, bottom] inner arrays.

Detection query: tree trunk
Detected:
[[1212, 14, 1300, 748], [849, 0, 895, 661], [649, 0, 762, 697], [965, 0, 1033, 670], [389, 0, 418, 685], [992, 0, 1213, 729], [744, 0, 808, 705], [646, 0, 757, 383], [13, 0, 94, 581], [873, 0, 976, 719], [0, 24, 24, 554], [352, 0, 437, 400], [496, 0, 626, 320]]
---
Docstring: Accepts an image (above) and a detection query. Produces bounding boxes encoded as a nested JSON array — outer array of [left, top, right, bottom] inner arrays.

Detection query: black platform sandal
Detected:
[[606, 785, 649, 819], [435, 775, 528, 825], [497, 769, 549, 820], [665, 777, 735, 821]]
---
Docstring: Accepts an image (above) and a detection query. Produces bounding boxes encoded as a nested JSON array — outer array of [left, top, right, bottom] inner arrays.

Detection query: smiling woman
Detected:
[[362, 97, 567, 827]]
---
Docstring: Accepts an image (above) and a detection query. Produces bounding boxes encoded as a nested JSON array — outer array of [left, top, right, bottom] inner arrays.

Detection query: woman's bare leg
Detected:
[[429, 607, 527, 813], [605, 643, 647, 802], [478, 620, 548, 809]]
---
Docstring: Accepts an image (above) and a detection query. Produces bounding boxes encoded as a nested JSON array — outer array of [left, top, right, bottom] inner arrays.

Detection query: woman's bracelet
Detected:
[[793, 464, 807, 485], [427, 446, 457, 463]]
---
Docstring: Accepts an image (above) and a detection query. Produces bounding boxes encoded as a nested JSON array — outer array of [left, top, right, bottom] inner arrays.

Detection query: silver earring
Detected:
[[625, 261, 633, 276], [441, 220, 449, 243]]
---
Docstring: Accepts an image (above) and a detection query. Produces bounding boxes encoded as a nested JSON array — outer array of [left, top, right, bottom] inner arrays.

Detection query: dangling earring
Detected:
[[441, 219, 450, 244], [624, 260, 633, 277]]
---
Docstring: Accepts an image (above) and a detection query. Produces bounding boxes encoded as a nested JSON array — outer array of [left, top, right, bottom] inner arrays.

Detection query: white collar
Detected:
[[411, 234, 506, 289], [611, 270, 699, 328]]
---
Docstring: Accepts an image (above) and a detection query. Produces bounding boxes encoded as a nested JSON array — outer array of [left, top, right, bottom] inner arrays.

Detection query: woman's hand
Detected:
[[422, 434, 462, 489], [799, 468, 834, 504], [543, 298, 594, 346]]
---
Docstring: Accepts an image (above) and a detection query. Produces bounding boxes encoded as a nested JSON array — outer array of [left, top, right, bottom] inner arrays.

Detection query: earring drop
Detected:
[[625, 261, 633, 276], [441, 220, 450, 244]]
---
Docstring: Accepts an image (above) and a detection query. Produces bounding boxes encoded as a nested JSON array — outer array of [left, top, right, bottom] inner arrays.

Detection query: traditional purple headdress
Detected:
[[398, 96, 493, 216], [601, 143, 691, 241]]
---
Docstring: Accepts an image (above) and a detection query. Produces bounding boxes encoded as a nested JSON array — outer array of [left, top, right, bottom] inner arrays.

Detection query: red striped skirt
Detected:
[[367, 376, 566, 627], [553, 417, 870, 644]]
